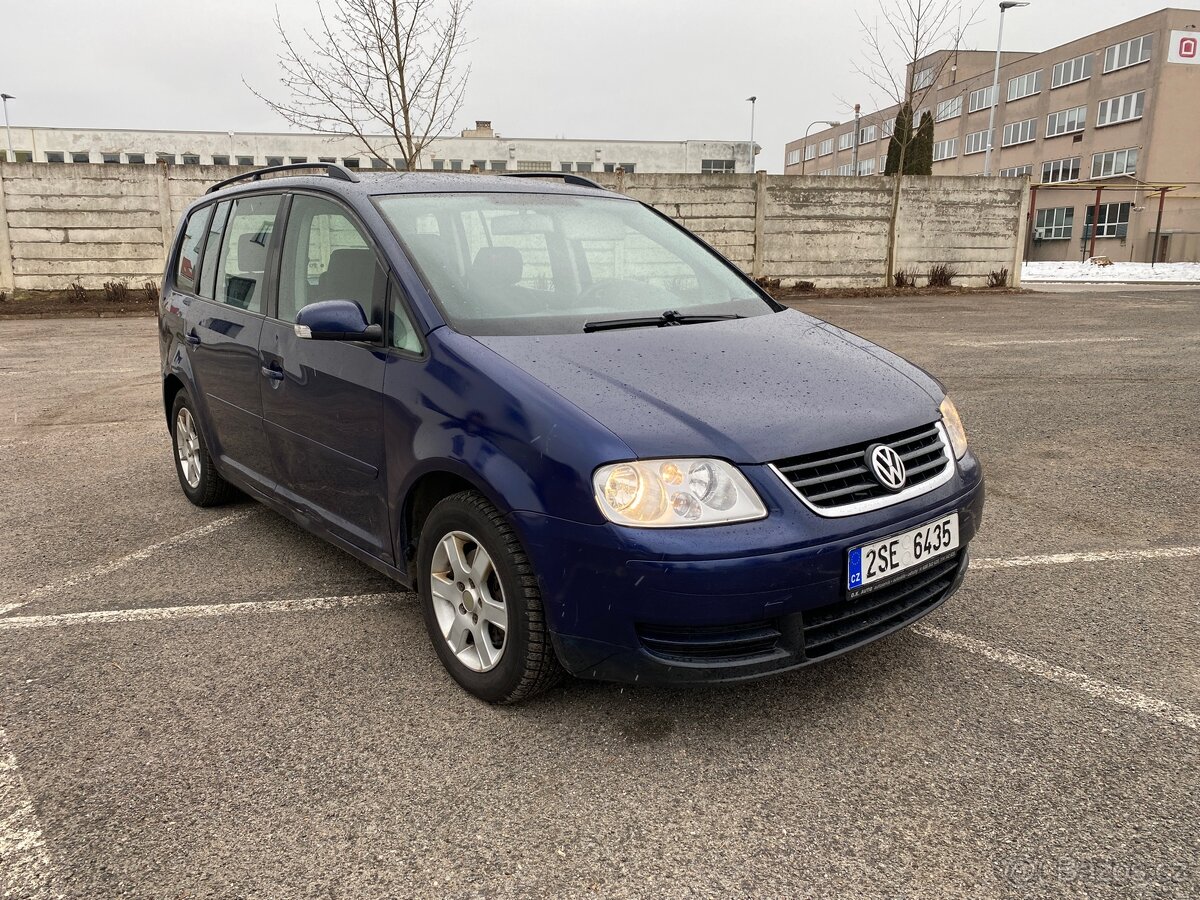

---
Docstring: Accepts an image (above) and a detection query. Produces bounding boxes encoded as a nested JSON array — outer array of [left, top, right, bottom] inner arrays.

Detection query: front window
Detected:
[[375, 192, 773, 336]]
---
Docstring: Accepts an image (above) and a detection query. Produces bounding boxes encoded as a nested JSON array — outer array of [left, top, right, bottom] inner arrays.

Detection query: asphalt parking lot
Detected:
[[1, 287, 1197, 899]]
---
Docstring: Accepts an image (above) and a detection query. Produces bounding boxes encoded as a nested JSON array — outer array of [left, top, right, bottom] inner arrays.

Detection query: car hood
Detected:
[[474, 310, 944, 464]]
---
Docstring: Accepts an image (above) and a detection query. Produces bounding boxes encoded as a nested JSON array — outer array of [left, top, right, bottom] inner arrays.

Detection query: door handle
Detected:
[[185, 333, 201, 346], [261, 365, 284, 382]]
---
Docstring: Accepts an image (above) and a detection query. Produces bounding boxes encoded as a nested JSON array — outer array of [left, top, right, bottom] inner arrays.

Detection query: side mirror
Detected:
[[294, 300, 383, 342]]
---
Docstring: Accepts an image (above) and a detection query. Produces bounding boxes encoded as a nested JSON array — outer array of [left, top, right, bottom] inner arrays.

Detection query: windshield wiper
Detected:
[[583, 309, 744, 333]]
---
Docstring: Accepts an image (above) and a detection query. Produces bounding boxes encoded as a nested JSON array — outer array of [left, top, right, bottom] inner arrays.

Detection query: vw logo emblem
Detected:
[[867, 444, 907, 491]]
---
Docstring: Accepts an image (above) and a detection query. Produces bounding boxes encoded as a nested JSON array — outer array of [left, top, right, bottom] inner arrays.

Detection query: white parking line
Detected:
[[914, 624, 1199, 731], [0, 593, 400, 631], [0, 727, 56, 900], [0, 510, 257, 617], [971, 546, 1200, 571], [949, 337, 1142, 347]]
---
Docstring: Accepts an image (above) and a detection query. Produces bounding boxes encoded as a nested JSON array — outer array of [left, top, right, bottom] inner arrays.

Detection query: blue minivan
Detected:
[[159, 163, 984, 702]]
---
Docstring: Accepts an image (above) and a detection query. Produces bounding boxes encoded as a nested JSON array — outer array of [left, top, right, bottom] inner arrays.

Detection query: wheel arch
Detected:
[[397, 464, 513, 571]]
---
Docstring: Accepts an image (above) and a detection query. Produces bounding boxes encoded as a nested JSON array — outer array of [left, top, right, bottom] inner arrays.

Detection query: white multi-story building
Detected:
[[2, 120, 755, 175]]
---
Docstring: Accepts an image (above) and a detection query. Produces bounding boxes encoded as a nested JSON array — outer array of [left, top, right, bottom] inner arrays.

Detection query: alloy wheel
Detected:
[[429, 530, 508, 672]]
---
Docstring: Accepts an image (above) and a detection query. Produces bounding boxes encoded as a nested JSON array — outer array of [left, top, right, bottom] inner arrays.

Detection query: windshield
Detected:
[[375, 192, 775, 335]]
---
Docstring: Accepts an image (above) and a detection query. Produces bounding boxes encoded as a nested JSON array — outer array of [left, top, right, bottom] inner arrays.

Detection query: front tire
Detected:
[[170, 390, 236, 507], [417, 491, 563, 703]]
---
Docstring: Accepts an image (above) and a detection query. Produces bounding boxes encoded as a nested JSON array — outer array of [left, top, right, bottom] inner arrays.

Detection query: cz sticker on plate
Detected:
[[847, 512, 960, 596]]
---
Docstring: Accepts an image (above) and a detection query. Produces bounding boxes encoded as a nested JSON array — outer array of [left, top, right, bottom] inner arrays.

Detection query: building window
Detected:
[[1097, 91, 1145, 127], [916, 107, 931, 125], [1035, 206, 1074, 240], [817, 168, 832, 176], [126, 153, 146, 165], [818, 138, 834, 156], [236, 156, 255, 166], [576, 162, 592, 172], [262, 156, 282, 167], [71, 152, 91, 163], [932, 138, 959, 162], [371, 157, 388, 169], [804, 145, 817, 161], [881, 117, 895, 138], [1002, 117, 1037, 147], [785, 148, 801, 166], [968, 85, 997, 113], [212, 155, 230, 166], [913, 67, 936, 90], [102, 153, 121, 164], [1091, 147, 1138, 179], [343, 158, 360, 169], [182, 154, 201, 165], [1007, 70, 1043, 102], [1046, 105, 1087, 138], [701, 159, 736, 174], [490, 160, 507, 171], [1104, 34, 1153, 73], [1085, 202, 1131, 238], [155, 153, 175, 165], [449, 159, 462, 171], [936, 96, 963, 122], [1052, 53, 1093, 88], [290, 156, 308, 164], [517, 160, 551, 171], [45, 151, 65, 163], [1041, 156, 1081, 183], [858, 124, 877, 145], [964, 129, 992, 155], [836, 163, 854, 176], [318, 156, 337, 163], [431, 159, 445, 171], [998, 165, 1032, 177], [857, 157, 875, 176], [837, 132, 855, 151]]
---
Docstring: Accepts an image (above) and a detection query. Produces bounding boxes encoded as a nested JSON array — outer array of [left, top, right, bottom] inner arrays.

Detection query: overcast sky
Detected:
[[3, 0, 1198, 171]]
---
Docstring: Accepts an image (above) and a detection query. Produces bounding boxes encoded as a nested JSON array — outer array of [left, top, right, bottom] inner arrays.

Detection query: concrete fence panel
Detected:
[[0, 162, 1027, 292]]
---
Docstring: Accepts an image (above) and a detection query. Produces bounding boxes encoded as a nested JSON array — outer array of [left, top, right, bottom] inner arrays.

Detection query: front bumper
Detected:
[[510, 452, 985, 685]]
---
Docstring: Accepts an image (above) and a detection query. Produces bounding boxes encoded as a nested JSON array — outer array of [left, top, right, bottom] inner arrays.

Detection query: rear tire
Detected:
[[417, 491, 563, 703], [170, 390, 236, 507]]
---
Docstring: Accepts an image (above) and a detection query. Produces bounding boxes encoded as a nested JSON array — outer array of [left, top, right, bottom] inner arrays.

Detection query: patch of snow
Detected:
[[1023, 260, 1200, 283]]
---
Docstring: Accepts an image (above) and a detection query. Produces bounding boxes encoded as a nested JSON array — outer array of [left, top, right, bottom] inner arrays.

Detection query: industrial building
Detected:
[[784, 8, 1200, 262], [1, 120, 754, 176]]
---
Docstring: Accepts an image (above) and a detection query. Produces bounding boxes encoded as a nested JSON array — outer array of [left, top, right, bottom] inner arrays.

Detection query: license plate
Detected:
[[847, 513, 960, 595]]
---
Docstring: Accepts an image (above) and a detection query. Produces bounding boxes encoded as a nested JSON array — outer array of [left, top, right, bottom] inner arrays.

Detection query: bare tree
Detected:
[[853, 0, 982, 283], [247, 0, 471, 171]]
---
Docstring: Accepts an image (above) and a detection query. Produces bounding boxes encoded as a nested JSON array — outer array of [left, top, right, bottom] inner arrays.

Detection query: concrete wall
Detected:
[[0, 163, 1027, 292]]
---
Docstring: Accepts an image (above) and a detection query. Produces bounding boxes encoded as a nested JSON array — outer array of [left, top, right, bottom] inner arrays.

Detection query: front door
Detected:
[[184, 194, 283, 495], [259, 194, 391, 560]]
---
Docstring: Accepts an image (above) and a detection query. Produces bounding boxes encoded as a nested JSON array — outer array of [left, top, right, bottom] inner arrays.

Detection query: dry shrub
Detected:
[[143, 281, 161, 303], [102, 281, 130, 302], [893, 268, 917, 288], [792, 280, 816, 293], [987, 268, 1010, 288], [68, 282, 89, 302], [927, 264, 958, 287]]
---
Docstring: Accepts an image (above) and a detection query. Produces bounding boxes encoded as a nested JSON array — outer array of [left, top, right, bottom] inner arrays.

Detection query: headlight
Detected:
[[940, 396, 968, 459], [593, 459, 767, 527]]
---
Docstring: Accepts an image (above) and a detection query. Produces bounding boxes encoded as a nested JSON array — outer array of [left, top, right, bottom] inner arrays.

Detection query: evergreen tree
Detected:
[[912, 110, 935, 176], [884, 103, 914, 175]]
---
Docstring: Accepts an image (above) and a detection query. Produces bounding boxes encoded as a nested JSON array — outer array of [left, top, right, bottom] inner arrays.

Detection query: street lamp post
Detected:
[[800, 119, 841, 175], [1, 94, 15, 164], [746, 96, 757, 173], [983, 1, 1030, 176]]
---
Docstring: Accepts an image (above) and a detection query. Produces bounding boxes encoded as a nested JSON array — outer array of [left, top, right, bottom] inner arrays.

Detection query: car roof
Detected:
[[205, 170, 627, 202]]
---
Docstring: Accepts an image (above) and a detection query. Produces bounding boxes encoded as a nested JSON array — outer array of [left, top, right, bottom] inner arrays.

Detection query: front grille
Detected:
[[773, 421, 950, 513], [637, 620, 783, 663], [802, 550, 963, 659]]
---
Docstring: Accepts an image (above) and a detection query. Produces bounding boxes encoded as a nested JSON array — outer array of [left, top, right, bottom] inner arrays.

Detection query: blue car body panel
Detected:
[[159, 171, 985, 685]]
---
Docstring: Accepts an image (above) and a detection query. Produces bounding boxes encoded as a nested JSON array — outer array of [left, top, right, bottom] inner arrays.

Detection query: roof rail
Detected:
[[205, 161, 361, 195], [498, 171, 605, 190]]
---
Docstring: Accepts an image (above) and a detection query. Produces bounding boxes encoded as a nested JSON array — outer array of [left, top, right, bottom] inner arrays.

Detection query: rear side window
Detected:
[[278, 194, 384, 323], [175, 206, 212, 294], [198, 201, 231, 300], [213, 195, 282, 313]]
